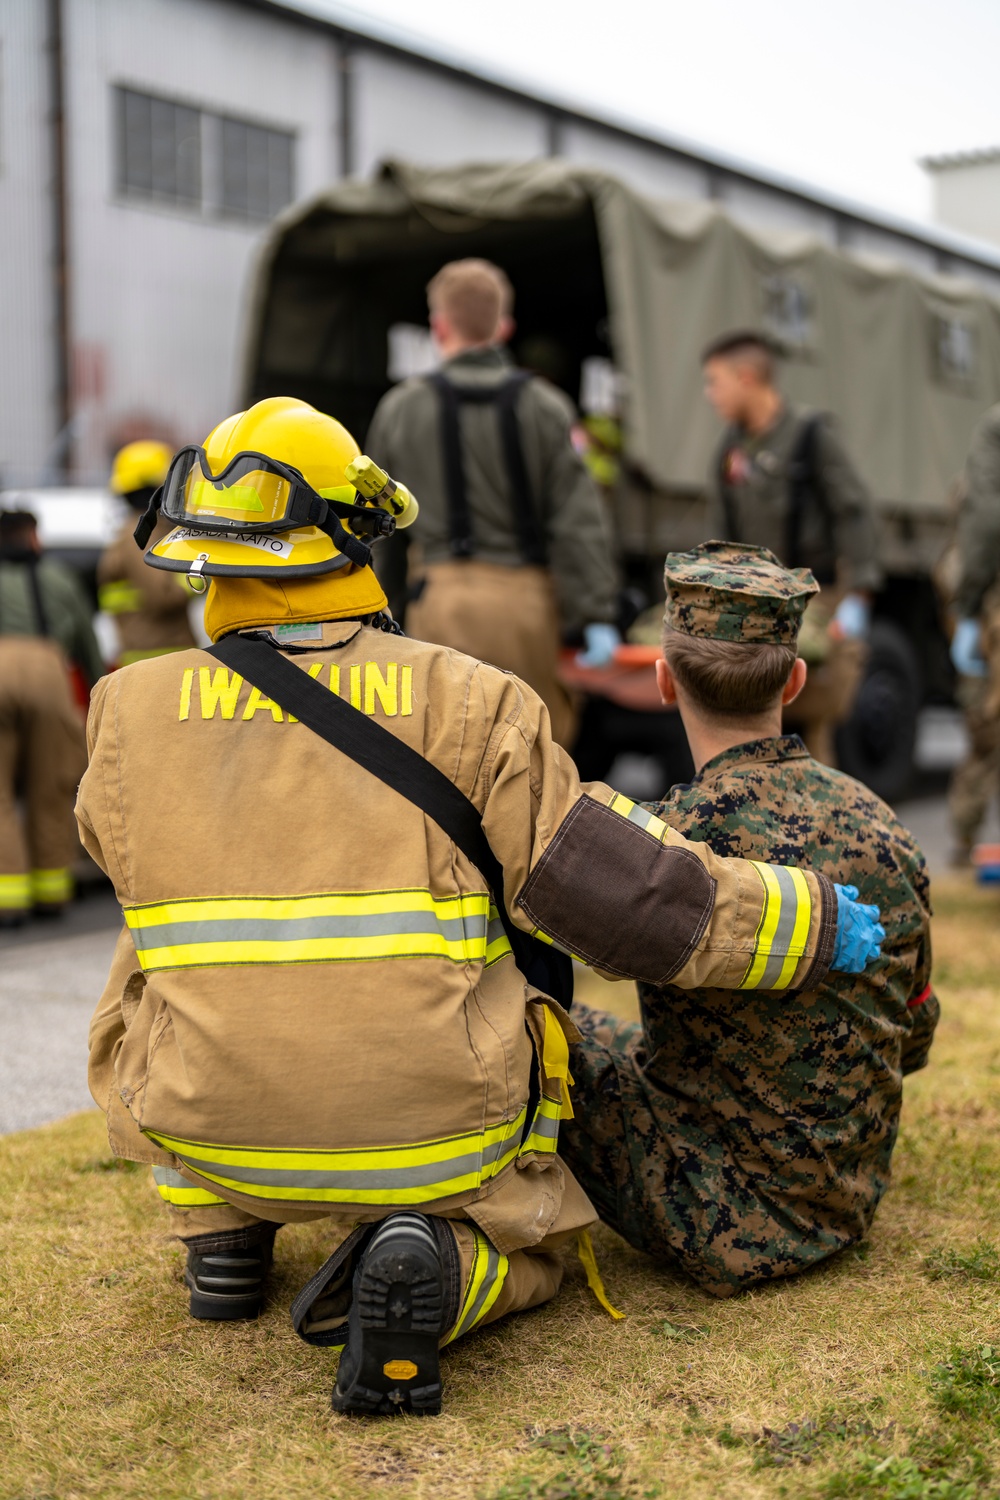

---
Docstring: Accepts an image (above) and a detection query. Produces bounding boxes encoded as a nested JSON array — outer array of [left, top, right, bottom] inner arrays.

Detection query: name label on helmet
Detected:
[[178, 662, 414, 723], [171, 526, 294, 558]]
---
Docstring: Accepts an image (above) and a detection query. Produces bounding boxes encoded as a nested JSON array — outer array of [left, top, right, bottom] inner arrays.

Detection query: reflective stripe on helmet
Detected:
[[123, 890, 513, 972], [739, 862, 812, 990], [144, 1110, 528, 1206], [445, 1227, 509, 1343]]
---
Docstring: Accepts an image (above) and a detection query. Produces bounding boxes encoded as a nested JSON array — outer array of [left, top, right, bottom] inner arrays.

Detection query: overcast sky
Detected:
[[300, 0, 1000, 223]]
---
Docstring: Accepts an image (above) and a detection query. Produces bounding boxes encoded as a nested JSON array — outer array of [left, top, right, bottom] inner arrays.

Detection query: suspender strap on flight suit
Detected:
[[207, 631, 573, 1010], [716, 414, 836, 584], [0, 553, 50, 638], [426, 371, 548, 568]]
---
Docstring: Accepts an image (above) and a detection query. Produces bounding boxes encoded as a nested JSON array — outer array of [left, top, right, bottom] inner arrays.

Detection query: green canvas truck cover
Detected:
[[244, 158, 1000, 518]]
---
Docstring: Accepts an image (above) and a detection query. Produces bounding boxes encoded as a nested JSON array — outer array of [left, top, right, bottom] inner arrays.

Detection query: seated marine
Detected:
[[562, 541, 937, 1297], [77, 408, 882, 1417]]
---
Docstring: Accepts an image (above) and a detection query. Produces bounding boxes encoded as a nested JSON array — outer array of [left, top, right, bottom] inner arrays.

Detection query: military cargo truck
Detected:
[[242, 159, 1000, 798]]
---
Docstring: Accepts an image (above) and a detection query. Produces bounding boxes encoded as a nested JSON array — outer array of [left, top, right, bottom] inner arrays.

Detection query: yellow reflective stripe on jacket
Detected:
[[0, 872, 31, 909], [445, 1227, 509, 1343], [123, 889, 513, 973], [740, 862, 813, 990], [519, 1093, 562, 1156], [609, 791, 668, 842], [152, 1166, 228, 1208], [98, 579, 144, 614], [30, 867, 72, 904], [144, 1109, 527, 1206]]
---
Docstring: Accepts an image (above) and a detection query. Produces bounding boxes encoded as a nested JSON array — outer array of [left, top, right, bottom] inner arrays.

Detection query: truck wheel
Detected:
[[835, 620, 921, 802]]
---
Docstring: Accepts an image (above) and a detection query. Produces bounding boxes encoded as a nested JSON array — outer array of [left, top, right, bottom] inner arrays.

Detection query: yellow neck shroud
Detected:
[[203, 567, 388, 642]]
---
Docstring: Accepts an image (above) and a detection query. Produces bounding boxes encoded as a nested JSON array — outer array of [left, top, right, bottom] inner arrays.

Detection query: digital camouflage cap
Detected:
[[663, 540, 818, 645]]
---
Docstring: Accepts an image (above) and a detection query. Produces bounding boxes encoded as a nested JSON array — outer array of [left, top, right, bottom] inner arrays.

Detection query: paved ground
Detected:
[[2, 707, 996, 1138]]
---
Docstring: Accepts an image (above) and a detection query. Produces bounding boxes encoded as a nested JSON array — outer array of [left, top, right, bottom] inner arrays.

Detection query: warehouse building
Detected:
[[5, 0, 1000, 487]]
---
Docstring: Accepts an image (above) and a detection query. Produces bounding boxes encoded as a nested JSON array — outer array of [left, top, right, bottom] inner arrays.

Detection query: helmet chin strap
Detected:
[[133, 487, 163, 550]]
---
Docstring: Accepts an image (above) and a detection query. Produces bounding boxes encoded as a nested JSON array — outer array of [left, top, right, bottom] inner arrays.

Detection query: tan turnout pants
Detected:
[[0, 638, 86, 911], [407, 559, 577, 749], [158, 1165, 592, 1347]]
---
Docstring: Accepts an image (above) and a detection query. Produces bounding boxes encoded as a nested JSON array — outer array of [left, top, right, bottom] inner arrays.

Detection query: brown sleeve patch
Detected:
[[517, 795, 716, 985], [797, 870, 838, 990]]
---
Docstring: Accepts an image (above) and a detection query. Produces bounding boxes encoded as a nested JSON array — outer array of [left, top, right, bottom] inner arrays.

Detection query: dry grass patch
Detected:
[[3, 876, 1000, 1499]]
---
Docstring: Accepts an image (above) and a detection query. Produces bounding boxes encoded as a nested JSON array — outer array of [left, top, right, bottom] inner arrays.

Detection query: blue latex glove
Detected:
[[951, 617, 987, 678], [833, 593, 870, 640], [831, 883, 885, 973], [576, 622, 621, 669]]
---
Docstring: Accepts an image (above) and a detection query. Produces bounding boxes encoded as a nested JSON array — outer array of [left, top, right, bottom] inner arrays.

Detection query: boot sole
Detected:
[[332, 1232, 444, 1416]]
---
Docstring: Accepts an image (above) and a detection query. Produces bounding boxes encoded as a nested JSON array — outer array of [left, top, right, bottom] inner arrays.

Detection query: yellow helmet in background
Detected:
[[140, 397, 416, 584], [110, 440, 173, 497]]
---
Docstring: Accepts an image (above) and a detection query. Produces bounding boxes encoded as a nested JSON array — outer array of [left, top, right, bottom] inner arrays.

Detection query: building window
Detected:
[[115, 87, 295, 222], [221, 117, 295, 222], [118, 88, 202, 208]]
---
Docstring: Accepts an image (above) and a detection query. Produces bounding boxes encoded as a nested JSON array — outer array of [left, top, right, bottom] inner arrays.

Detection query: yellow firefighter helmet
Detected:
[[139, 397, 416, 584], [110, 440, 173, 497]]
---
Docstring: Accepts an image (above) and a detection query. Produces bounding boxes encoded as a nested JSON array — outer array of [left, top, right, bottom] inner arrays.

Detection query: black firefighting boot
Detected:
[[332, 1212, 446, 1416], [183, 1225, 277, 1321]]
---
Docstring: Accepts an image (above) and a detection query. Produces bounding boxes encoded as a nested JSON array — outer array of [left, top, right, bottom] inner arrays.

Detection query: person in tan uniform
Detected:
[[0, 509, 102, 924], [98, 441, 196, 666], [78, 398, 880, 1417], [702, 330, 882, 765], [367, 259, 620, 748]]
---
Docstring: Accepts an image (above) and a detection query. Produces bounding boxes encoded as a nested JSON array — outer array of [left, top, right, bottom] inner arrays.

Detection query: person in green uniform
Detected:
[[702, 330, 881, 765], [560, 541, 935, 1297], [949, 404, 1000, 858], [366, 258, 619, 748]]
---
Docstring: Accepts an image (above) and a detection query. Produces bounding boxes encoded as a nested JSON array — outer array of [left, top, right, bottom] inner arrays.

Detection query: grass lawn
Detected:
[[3, 875, 1000, 1500]]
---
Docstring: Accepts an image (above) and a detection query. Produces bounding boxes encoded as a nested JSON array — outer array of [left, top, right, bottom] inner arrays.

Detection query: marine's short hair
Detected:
[[426, 259, 514, 343], [662, 628, 797, 718], [700, 328, 781, 383]]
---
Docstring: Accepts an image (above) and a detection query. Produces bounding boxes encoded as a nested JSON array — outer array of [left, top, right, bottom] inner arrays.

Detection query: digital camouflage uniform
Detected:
[[561, 542, 938, 1298]]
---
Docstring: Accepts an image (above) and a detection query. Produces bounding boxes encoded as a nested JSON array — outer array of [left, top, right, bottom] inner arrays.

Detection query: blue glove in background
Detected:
[[951, 617, 986, 678], [833, 593, 870, 640], [831, 883, 885, 973], [576, 622, 621, 669]]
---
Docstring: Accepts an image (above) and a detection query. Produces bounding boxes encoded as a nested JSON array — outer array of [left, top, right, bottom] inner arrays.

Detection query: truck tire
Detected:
[[834, 620, 921, 803]]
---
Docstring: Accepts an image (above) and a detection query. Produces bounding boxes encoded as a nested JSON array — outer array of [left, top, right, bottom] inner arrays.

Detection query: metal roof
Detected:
[[241, 0, 1000, 275], [922, 147, 1000, 172]]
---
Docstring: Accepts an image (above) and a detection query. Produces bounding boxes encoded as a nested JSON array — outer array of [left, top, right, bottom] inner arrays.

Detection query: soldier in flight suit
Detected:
[[562, 542, 935, 1298], [78, 401, 880, 1416], [367, 258, 620, 748], [702, 330, 881, 765], [950, 403, 1000, 852]]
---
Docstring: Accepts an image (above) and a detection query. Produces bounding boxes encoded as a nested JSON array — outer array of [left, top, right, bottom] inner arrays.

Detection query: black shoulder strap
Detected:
[[26, 558, 50, 638], [494, 373, 547, 567], [785, 414, 835, 582], [716, 429, 742, 542], [426, 370, 547, 567], [208, 631, 573, 1006], [427, 372, 474, 559]]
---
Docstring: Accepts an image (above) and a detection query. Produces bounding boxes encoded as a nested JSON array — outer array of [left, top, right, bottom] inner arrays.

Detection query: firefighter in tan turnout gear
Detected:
[[98, 441, 197, 666], [78, 397, 881, 1418]]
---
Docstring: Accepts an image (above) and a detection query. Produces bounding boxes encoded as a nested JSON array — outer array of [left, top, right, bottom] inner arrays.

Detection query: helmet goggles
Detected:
[[160, 445, 354, 534]]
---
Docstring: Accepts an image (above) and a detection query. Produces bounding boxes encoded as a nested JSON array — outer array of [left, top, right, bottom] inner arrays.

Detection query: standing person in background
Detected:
[[0, 509, 103, 924], [950, 406, 1000, 861], [99, 441, 196, 666], [367, 258, 620, 748], [702, 330, 881, 765]]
